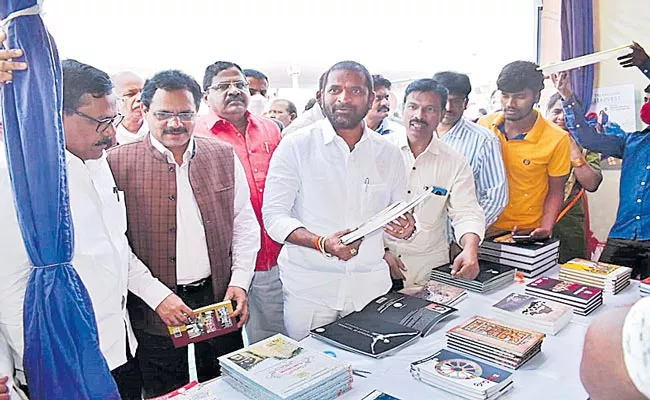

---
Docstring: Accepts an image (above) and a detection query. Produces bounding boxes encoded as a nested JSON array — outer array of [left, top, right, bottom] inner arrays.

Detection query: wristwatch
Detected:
[[571, 156, 586, 168]]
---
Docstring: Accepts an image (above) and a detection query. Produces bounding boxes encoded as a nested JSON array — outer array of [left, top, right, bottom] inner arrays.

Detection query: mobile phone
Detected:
[[512, 234, 535, 243]]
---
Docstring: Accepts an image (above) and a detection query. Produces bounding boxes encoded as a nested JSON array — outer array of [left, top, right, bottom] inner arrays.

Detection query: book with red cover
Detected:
[[525, 276, 602, 304], [167, 300, 237, 348]]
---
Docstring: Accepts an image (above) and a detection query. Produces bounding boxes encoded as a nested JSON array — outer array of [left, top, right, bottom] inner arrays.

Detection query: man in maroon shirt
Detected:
[[194, 61, 285, 344]]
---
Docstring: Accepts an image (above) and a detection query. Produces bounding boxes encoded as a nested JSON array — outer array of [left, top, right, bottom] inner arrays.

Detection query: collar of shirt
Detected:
[[149, 133, 195, 166], [320, 118, 374, 148], [203, 110, 255, 133], [393, 129, 441, 157], [443, 117, 468, 138], [115, 120, 148, 145], [490, 110, 546, 143]]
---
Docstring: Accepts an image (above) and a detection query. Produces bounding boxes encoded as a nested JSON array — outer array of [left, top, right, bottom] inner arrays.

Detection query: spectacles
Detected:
[[152, 111, 197, 122], [209, 81, 249, 92], [73, 110, 124, 133], [249, 88, 267, 97]]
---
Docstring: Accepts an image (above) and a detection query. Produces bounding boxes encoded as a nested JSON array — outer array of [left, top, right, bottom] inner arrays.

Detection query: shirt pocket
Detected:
[[361, 183, 389, 218], [99, 189, 127, 237]]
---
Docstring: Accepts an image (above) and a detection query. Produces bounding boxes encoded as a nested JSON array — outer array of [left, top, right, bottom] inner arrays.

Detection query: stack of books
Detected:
[[478, 233, 559, 278], [399, 280, 467, 306], [525, 276, 603, 316], [445, 316, 545, 370], [492, 292, 573, 335], [411, 348, 514, 400], [430, 261, 515, 293], [641, 277, 650, 297], [310, 292, 456, 358], [218, 334, 353, 400], [559, 258, 632, 294]]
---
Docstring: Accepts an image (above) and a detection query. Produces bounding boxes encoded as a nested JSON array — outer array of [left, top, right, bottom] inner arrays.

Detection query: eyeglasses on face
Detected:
[[72, 110, 124, 133], [208, 81, 249, 92], [151, 111, 197, 122]]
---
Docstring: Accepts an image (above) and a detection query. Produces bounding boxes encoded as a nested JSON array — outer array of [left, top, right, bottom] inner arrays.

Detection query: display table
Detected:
[[203, 271, 641, 399]]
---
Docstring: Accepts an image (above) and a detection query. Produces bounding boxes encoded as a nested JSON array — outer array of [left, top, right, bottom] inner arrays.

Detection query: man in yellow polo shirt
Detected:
[[479, 61, 570, 239]]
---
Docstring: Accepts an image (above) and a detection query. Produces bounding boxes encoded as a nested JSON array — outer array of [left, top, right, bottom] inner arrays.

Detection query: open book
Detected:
[[340, 185, 448, 245], [310, 291, 456, 358]]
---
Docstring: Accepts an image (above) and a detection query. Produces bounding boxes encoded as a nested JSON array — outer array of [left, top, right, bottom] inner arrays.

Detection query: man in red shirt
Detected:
[[195, 61, 284, 344]]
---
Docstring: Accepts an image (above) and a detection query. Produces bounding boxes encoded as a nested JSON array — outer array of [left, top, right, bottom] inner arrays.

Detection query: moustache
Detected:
[[377, 105, 390, 113], [226, 95, 246, 105], [163, 127, 188, 135], [409, 118, 428, 127], [332, 104, 356, 112], [94, 136, 113, 147]]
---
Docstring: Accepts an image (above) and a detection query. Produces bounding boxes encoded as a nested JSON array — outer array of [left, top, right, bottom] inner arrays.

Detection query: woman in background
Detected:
[[546, 91, 603, 263]]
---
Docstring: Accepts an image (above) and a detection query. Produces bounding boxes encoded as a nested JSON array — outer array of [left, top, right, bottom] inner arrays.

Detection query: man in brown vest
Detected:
[[107, 70, 260, 398]]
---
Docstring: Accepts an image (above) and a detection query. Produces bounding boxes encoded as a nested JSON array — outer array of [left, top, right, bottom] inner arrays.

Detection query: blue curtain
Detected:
[[1, 1, 119, 398], [561, 0, 595, 111]]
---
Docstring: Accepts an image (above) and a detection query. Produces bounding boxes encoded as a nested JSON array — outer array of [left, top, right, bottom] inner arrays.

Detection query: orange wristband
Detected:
[[313, 236, 321, 251], [571, 157, 586, 168]]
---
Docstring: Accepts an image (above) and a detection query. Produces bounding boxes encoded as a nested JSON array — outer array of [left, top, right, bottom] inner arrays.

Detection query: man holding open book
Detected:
[[263, 61, 415, 341]]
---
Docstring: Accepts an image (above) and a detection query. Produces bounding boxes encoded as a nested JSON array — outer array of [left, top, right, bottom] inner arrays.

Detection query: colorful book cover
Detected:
[[361, 390, 402, 400], [526, 276, 602, 302], [167, 301, 237, 348], [561, 258, 631, 277], [482, 233, 560, 256], [399, 281, 466, 306], [411, 348, 512, 391], [218, 334, 351, 399], [492, 293, 571, 324], [447, 316, 544, 355]]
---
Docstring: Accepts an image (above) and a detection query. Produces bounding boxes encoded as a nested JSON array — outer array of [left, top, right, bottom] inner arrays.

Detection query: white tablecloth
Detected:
[[204, 270, 641, 400]]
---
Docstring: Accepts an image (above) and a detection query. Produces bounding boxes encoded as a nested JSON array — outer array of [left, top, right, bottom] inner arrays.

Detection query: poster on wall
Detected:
[[588, 84, 636, 132]]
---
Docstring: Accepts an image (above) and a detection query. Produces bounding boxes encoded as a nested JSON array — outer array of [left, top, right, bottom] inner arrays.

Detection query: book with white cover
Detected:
[[492, 293, 572, 335], [217, 334, 351, 400], [411, 348, 513, 400], [340, 185, 448, 245], [539, 44, 632, 74]]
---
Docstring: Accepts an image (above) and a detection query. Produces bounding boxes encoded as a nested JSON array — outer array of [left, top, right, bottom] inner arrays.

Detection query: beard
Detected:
[[323, 103, 369, 130]]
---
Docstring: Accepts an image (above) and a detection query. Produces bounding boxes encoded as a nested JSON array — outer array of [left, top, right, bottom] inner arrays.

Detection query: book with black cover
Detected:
[[481, 233, 560, 257], [430, 261, 515, 292], [310, 292, 457, 358]]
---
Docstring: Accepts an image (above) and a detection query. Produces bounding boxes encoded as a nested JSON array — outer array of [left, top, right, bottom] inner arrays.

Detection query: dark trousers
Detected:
[[600, 238, 650, 279], [135, 279, 244, 398], [111, 355, 142, 400]]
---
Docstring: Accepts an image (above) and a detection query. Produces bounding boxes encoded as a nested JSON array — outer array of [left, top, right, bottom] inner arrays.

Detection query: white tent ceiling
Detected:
[[42, 0, 537, 89]]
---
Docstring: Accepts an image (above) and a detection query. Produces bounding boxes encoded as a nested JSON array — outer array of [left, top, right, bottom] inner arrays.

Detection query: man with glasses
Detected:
[[112, 71, 148, 145], [194, 62, 285, 345], [107, 69, 259, 397], [1, 59, 180, 399]]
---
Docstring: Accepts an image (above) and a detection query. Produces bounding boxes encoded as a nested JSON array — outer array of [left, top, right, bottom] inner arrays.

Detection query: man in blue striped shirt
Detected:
[[365, 74, 405, 135], [433, 72, 508, 227]]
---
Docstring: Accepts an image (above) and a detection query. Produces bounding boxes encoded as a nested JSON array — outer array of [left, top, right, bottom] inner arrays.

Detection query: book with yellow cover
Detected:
[[167, 300, 237, 348]]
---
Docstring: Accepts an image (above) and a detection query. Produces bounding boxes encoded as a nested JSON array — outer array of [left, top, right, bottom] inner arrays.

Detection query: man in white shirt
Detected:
[[0, 60, 186, 399], [112, 71, 148, 145], [384, 79, 484, 287], [581, 297, 650, 400], [263, 61, 415, 341], [107, 70, 260, 398]]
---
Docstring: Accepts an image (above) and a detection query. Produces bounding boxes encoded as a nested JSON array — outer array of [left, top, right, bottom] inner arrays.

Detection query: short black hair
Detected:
[[243, 69, 268, 83], [62, 59, 113, 112], [141, 70, 202, 111], [202, 61, 243, 92], [281, 99, 297, 116], [320, 61, 373, 95], [372, 74, 391, 90], [403, 79, 448, 109], [497, 61, 545, 95], [432, 71, 472, 98]]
